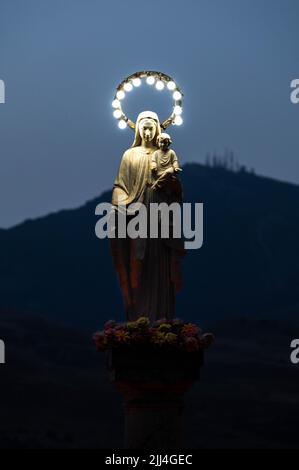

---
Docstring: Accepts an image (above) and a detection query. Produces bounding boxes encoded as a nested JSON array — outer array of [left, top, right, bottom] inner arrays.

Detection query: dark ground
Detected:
[[1, 312, 298, 449]]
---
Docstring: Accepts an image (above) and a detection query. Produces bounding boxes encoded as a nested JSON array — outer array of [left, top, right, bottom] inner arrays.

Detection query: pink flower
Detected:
[[104, 320, 116, 330], [93, 332, 108, 351], [115, 324, 126, 331], [104, 328, 115, 337], [184, 337, 200, 352]]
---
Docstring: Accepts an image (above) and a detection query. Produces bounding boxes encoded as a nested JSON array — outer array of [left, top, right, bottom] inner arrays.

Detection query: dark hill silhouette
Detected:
[[0, 163, 299, 329]]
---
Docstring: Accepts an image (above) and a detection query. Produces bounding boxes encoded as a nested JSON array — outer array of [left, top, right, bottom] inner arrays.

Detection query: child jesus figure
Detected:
[[151, 133, 182, 190]]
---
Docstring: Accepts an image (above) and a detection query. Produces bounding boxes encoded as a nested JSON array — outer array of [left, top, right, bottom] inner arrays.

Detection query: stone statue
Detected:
[[151, 133, 182, 191], [110, 111, 185, 323]]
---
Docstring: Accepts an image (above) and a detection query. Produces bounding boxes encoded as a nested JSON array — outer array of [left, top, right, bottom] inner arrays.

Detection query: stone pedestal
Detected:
[[106, 347, 204, 449]]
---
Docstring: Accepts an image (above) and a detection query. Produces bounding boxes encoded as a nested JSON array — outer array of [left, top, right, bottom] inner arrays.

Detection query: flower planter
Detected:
[[94, 318, 213, 449]]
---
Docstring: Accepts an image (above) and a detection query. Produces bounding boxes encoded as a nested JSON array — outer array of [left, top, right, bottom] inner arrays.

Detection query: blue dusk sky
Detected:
[[0, 0, 298, 227]]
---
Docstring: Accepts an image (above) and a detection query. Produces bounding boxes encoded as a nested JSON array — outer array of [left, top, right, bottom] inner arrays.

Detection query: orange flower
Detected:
[[115, 330, 130, 344], [181, 323, 200, 337]]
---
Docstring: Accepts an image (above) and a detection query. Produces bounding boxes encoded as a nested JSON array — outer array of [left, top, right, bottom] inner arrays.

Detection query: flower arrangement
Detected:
[[93, 317, 214, 353]]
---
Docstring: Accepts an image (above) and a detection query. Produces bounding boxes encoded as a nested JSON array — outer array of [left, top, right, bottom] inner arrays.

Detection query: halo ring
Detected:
[[112, 71, 184, 130]]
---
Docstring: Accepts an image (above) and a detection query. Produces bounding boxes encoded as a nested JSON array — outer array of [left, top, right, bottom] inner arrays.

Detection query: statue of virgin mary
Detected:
[[110, 111, 185, 323]]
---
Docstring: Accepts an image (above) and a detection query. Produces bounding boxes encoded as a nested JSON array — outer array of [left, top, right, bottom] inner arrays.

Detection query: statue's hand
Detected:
[[151, 180, 161, 190]]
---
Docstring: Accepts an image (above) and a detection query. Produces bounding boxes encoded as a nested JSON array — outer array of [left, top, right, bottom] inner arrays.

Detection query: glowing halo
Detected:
[[111, 71, 184, 130]]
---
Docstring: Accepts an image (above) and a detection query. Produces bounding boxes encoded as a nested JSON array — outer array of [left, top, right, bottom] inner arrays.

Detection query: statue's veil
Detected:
[[131, 111, 162, 148]]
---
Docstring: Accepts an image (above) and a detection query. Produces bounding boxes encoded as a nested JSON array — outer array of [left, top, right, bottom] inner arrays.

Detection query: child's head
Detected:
[[157, 133, 172, 151]]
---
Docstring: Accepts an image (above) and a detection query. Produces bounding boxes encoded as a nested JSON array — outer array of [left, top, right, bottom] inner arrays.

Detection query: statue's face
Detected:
[[139, 119, 157, 143], [158, 135, 171, 150]]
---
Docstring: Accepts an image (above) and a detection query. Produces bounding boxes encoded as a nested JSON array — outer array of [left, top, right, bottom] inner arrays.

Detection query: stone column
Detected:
[[106, 347, 204, 449]]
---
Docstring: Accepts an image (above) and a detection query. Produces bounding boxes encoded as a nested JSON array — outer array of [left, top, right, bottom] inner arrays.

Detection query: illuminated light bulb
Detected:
[[146, 76, 155, 85], [173, 105, 183, 115], [132, 77, 142, 87], [174, 115, 183, 126], [112, 99, 120, 109], [173, 91, 182, 100], [116, 89, 125, 100], [167, 81, 176, 91], [113, 109, 122, 119], [156, 80, 165, 90], [124, 82, 133, 92], [118, 119, 127, 129]]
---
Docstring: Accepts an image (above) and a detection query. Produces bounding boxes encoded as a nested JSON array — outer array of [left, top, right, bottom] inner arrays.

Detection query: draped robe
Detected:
[[110, 146, 185, 323]]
